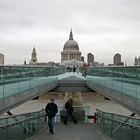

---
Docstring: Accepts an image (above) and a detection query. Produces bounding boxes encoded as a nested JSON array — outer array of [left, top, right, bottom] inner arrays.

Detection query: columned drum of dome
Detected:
[[61, 29, 82, 65]]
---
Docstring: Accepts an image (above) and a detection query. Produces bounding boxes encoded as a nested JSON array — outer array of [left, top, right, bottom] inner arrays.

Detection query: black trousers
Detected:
[[63, 111, 76, 124]]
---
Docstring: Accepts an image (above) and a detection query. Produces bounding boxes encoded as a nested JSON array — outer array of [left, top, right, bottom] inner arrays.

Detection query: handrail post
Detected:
[[7, 111, 31, 133], [111, 113, 135, 135]]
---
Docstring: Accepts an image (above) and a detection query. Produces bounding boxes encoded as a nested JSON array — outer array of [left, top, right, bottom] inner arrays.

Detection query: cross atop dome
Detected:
[[69, 28, 73, 40], [32, 47, 36, 54]]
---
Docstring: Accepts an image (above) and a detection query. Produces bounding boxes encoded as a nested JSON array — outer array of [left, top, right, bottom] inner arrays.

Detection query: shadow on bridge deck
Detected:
[[30, 123, 108, 140]]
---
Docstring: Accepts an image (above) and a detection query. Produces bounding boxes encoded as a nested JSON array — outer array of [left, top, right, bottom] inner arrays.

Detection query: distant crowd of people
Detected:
[[66, 63, 88, 77], [66, 65, 79, 73]]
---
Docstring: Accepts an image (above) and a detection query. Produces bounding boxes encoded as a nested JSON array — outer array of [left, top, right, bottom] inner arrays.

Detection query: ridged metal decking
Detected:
[[31, 123, 108, 140]]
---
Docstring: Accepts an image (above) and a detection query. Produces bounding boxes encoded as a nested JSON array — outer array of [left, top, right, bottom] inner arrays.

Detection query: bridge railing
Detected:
[[0, 106, 92, 140], [87, 66, 140, 99], [0, 110, 46, 140], [96, 109, 140, 140], [86, 66, 140, 115], [0, 65, 66, 100]]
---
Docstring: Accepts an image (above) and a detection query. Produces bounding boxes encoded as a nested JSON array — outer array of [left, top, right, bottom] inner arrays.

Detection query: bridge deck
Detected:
[[31, 123, 108, 140]]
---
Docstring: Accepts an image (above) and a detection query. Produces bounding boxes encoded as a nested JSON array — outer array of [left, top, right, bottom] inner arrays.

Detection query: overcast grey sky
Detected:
[[0, 0, 140, 65]]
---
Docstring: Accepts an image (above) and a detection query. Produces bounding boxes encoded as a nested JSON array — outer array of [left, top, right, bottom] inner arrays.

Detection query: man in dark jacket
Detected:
[[45, 98, 58, 134], [63, 97, 77, 125]]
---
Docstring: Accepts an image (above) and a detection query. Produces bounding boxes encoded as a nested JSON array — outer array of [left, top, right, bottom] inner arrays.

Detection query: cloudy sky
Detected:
[[0, 0, 140, 65]]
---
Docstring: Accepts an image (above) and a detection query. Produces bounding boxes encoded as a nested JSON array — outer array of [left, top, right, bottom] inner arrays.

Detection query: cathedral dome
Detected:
[[63, 29, 79, 50]]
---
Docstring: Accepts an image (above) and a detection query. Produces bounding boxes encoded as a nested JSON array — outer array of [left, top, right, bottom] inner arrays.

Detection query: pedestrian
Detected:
[[76, 65, 79, 73], [73, 66, 76, 72], [82, 63, 88, 77], [63, 97, 77, 125], [45, 98, 58, 134]]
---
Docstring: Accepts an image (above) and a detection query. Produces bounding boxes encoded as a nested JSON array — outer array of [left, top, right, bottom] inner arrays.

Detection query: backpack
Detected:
[[65, 102, 69, 109]]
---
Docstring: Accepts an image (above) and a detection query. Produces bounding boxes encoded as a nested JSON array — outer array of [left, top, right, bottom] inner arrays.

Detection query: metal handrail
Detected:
[[0, 110, 44, 120], [96, 109, 140, 130], [0, 109, 94, 131], [0, 110, 45, 131]]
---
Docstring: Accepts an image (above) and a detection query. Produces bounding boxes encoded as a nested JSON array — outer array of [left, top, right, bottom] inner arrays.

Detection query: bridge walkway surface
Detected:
[[30, 123, 108, 140]]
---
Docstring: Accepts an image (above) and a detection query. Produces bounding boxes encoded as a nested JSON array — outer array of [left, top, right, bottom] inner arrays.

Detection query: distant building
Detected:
[[29, 47, 60, 66], [0, 53, 4, 65], [61, 29, 83, 67], [93, 62, 104, 67], [87, 53, 94, 65], [114, 53, 121, 65], [24, 59, 26, 65], [29, 47, 37, 65], [134, 56, 140, 65], [118, 62, 124, 66], [108, 64, 115, 67], [34, 62, 60, 67], [81, 56, 84, 62], [113, 53, 124, 66]]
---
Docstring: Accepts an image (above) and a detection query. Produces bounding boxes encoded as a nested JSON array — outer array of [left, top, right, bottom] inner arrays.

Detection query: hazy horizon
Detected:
[[0, 0, 140, 65]]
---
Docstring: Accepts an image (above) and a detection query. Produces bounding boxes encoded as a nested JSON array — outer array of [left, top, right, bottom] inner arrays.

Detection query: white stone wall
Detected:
[[61, 50, 81, 62]]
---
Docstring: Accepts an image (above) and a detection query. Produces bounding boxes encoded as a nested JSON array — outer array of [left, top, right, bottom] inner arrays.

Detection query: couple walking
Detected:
[[45, 97, 77, 135]]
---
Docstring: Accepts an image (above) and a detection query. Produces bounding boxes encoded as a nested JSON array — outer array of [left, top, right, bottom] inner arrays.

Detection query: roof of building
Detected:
[[63, 29, 79, 51]]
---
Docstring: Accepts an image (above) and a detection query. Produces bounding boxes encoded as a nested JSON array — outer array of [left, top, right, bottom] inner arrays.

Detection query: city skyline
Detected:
[[0, 0, 140, 65]]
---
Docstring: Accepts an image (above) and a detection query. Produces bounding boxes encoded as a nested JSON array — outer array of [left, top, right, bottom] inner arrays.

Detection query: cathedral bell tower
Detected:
[[30, 47, 37, 64]]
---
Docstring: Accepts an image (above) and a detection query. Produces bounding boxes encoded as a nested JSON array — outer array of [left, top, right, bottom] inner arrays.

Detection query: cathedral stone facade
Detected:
[[61, 29, 82, 66]]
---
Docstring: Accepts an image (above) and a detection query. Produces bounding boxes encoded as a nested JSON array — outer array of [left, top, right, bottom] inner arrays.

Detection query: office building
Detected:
[[113, 53, 124, 66], [87, 53, 94, 65], [134, 56, 140, 65]]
